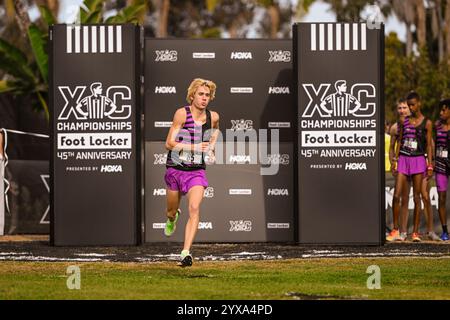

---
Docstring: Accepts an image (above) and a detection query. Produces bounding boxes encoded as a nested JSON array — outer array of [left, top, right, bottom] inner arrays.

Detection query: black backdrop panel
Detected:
[[144, 39, 293, 142], [3, 160, 49, 234], [294, 23, 384, 244], [145, 142, 294, 242], [50, 24, 141, 245]]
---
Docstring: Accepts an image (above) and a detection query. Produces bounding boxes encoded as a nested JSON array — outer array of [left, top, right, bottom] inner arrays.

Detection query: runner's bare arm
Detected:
[[395, 120, 403, 168], [165, 108, 190, 151], [389, 123, 398, 166], [209, 112, 220, 151]]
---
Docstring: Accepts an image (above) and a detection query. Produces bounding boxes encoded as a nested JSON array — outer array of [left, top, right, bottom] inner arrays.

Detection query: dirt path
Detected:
[[0, 236, 449, 262]]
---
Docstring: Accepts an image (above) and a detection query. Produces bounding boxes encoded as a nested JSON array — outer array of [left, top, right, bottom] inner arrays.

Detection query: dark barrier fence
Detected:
[[0, 130, 49, 235]]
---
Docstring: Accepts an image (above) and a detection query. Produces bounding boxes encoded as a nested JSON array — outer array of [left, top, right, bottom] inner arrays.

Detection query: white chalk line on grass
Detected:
[[74, 253, 115, 257], [0, 252, 31, 255], [0, 250, 448, 262], [0, 255, 108, 262], [301, 251, 449, 258]]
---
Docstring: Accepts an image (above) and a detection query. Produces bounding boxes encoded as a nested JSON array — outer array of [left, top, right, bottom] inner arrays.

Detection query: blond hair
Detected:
[[186, 78, 217, 104]]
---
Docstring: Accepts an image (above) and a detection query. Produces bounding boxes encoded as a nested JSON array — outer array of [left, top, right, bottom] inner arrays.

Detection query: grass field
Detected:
[[1, 257, 449, 300]]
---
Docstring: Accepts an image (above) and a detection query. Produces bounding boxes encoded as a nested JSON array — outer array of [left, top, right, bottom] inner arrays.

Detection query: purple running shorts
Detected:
[[435, 172, 449, 192], [397, 155, 427, 176], [164, 167, 208, 194]]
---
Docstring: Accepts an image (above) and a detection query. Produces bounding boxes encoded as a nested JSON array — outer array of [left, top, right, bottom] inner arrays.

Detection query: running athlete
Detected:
[[387, 91, 433, 242], [163, 78, 220, 267], [434, 99, 450, 241], [388, 99, 410, 241]]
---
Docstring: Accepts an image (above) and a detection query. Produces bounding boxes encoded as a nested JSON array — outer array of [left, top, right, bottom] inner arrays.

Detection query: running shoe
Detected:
[[164, 209, 180, 237], [177, 250, 193, 268], [386, 229, 401, 242], [427, 231, 442, 241], [399, 232, 407, 241], [440, 232, 449, 241], [412, 232, 422, 242]]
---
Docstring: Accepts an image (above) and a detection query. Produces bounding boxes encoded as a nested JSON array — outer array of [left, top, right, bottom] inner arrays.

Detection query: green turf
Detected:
[[0, 257, 449, 299]]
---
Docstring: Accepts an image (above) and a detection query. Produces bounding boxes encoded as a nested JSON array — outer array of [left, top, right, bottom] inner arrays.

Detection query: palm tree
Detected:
[[0, 0, 148, 122], [390, 0, 417, 55]]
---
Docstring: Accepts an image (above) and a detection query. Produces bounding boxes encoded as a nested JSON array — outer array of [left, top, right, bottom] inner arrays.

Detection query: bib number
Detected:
[[179, 150, 202, 164], [404, 138, 418, 151], [437, 147, 448, 159]]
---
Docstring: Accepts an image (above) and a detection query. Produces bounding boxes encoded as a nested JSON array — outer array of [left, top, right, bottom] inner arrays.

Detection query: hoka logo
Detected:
[[198, 222, 213, 230], [231, 52, 253, 60], [155, 86, 176, 94], [153, 188, 166, 196], [229, 155, 251, 164], [267, 188, 289, 196], [268, 87, 290, 94], [345, 162, 367, 170], [100, 165, 122, 173]]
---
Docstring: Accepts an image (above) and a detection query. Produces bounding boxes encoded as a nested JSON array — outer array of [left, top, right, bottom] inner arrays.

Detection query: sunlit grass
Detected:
[[0, 257, 449, 300]]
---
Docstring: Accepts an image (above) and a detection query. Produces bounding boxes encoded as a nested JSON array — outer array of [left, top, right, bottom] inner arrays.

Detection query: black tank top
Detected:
[[399, 116, 428, 157], [166, 106, 212, 171], [435, 120, 450, 174]]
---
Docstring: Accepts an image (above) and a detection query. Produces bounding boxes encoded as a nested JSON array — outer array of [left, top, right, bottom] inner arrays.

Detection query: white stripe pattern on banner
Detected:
[[344, 23, 350, 50], [116, 25, 122, 53], [66, 25, 123, 54], [361, 23, 367, 50], [311, 24, 316, 51], [108, 25, 114, 53], [83, 26, 89, 53], [99, 26, 106, 53], [335, 24, 341, 50], [352, 23, 358, 50], [74, 25, 81, 53], [327, 24, 333, 50], [66, 25, 72, 53], [91, 26, 97, 53], [319, 23, 325, 50], [310, 23, 368, 51]]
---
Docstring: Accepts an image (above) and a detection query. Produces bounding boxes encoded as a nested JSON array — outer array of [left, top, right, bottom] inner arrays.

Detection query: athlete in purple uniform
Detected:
[[389, 99, 410, 241], [434, 99, 450, 241], [387, 92, 433, 242], [163, 78, 220, 267]]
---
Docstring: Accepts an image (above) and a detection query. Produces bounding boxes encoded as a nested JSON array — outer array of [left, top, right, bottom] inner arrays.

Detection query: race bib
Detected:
[[437, 147, 448, 159], [404, 138, 418, 151], [179, 150, 202, 164]]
